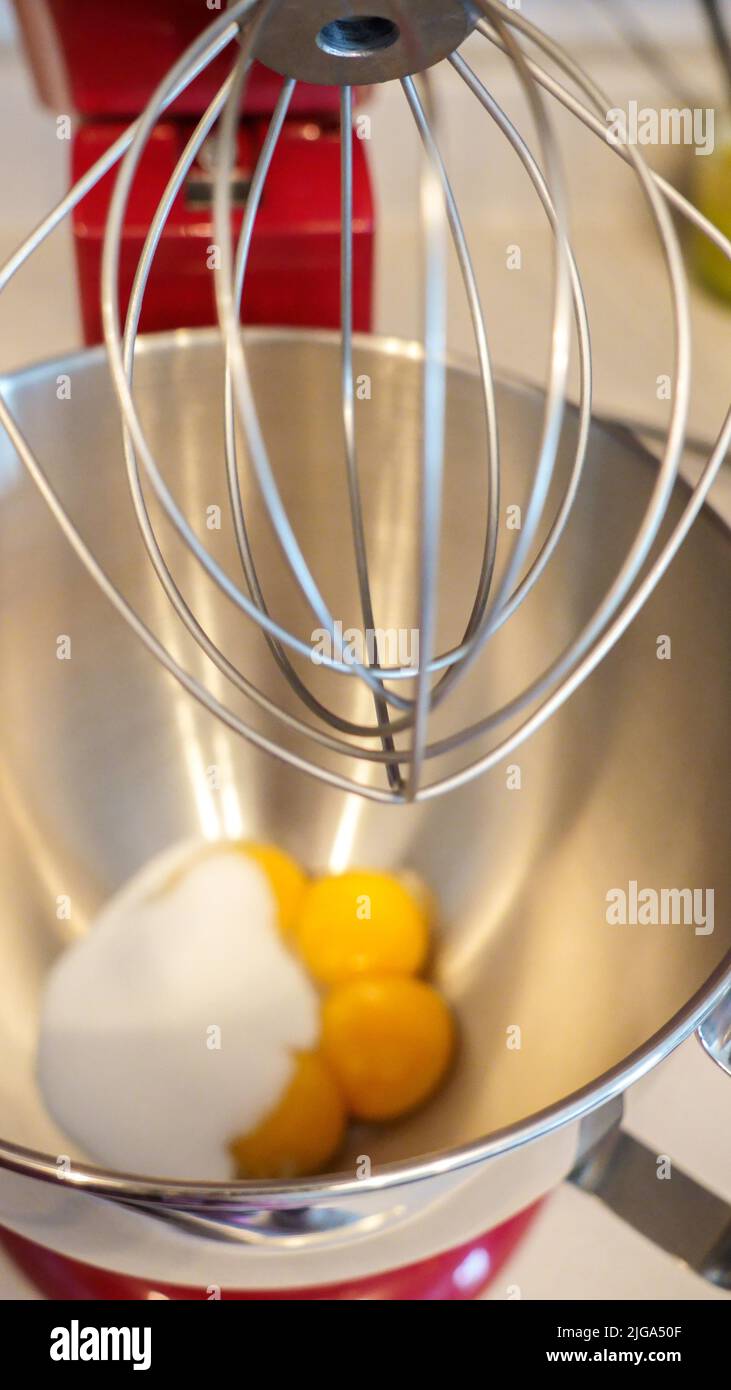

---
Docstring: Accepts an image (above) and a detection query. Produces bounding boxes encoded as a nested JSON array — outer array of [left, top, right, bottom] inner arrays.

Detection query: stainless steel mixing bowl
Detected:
[[0, 330, 728, 1285]]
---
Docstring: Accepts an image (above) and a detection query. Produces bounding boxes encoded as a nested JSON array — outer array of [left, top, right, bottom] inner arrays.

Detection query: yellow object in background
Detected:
[[322, 977, 455, 1122], [692, 116, 731, 301], [230, 1052, 346, 1179], [296, 870, 430, 986], [239, 842, 308, 936]]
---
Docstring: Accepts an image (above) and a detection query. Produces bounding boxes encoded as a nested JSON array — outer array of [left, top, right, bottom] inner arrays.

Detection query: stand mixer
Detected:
[[0, 0, 729, 1300]]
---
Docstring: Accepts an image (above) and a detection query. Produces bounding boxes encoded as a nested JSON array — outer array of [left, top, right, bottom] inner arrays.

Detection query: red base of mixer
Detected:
[[1, 1205, 539, 1301]]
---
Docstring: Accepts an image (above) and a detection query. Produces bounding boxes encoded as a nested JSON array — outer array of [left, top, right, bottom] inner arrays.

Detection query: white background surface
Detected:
[[0, 0, 729, 1300]]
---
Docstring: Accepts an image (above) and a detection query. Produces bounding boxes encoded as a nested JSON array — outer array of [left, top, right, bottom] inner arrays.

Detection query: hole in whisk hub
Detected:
[[316, 15, 400, 58]]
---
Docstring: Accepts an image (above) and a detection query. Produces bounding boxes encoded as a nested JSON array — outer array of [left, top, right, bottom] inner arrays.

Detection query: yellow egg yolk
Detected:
[[295, 870, 429, 987], [230, 1052, 346, 1179], [321, 976, 455, 1122], [238, 842, 308, 936]]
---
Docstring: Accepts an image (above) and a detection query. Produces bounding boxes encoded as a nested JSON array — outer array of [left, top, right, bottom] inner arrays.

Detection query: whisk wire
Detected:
[[401, 72, 448, 797], [339, 84, 405, 789]]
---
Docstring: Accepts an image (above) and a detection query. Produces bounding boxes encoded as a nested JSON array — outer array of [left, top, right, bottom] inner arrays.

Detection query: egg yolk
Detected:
[[321, 977, 455, 1122], [230, 1052, 346, 1179], [296, 871, 429, 987], [238, 842, 308, 936]]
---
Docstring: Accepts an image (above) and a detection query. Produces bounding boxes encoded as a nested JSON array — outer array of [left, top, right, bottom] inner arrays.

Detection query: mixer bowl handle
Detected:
[[569, 1052, 731, 1291], [697, 991, 731, 1078]]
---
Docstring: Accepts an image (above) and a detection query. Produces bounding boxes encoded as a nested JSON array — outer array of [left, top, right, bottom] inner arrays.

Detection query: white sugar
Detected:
[[38, 842, 319, 1180]]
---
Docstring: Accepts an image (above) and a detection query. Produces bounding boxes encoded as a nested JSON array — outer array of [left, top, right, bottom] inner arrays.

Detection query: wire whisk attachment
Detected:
[[1, 0, 729, 804]]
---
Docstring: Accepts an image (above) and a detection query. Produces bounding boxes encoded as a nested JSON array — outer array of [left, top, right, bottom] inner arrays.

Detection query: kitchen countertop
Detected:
[[0, 23, 729, 1301]]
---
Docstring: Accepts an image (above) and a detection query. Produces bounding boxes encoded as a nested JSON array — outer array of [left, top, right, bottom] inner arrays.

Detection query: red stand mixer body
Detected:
[[71, 116, 373, 344], [15, 0, 374, 343]]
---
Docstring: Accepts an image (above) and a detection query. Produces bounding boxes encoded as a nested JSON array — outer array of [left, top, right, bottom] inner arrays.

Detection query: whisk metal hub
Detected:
[[253, 0, 479, 85], [317, 17, 400, 58]]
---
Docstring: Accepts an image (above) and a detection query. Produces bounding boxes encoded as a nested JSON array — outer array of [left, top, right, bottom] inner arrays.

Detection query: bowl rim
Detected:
[[1, 326, 729, 1205]]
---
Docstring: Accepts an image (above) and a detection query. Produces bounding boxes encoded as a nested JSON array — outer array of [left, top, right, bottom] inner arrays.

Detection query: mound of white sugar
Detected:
[[38, 842, 320, 1180]]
